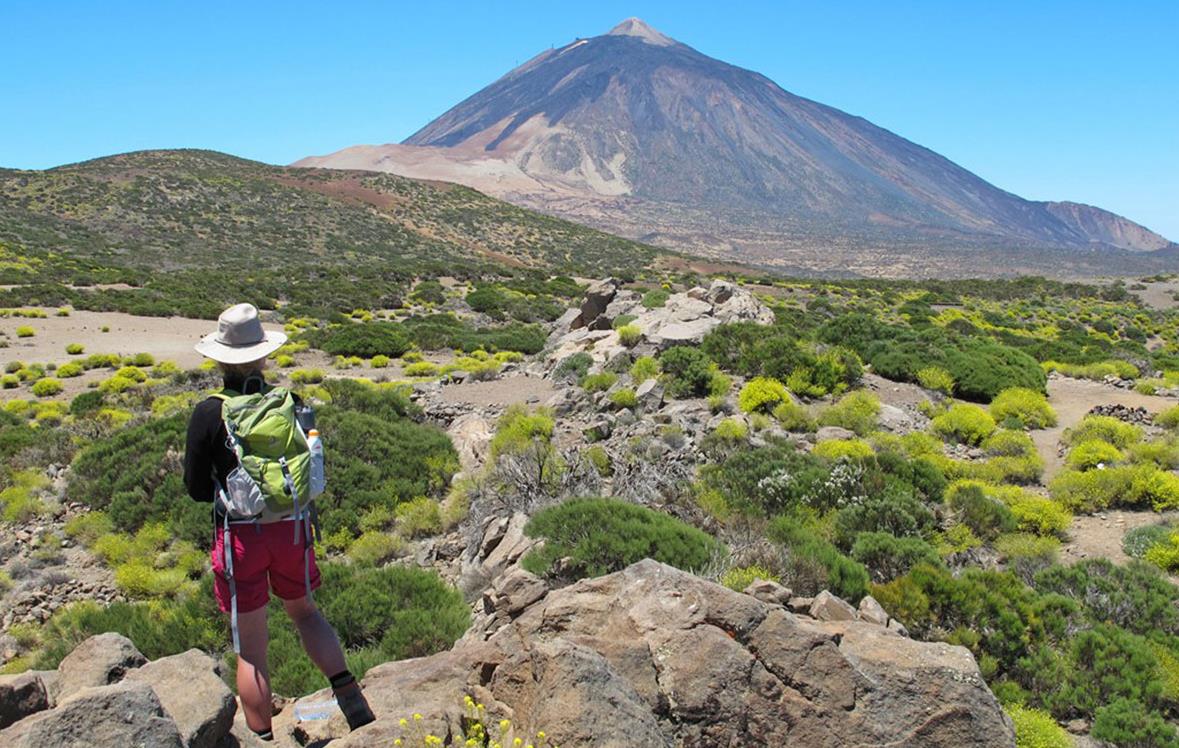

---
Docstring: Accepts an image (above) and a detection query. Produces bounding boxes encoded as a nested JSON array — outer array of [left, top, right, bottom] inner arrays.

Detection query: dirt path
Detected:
[[1060, 509, 1173, 565], [1032, 376, 1176, 482], [439, 375, 557, 408]]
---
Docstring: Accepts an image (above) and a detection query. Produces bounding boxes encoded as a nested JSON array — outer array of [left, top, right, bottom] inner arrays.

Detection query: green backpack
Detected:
[[211, 386, 313, 520]]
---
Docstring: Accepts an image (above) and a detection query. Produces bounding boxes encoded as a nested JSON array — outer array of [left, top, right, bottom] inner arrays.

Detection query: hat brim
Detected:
[[194, 330, 288, 365]]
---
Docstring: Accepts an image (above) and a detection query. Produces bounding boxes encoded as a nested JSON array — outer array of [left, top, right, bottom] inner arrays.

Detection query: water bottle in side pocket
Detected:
[[307, 429, 325, 497]]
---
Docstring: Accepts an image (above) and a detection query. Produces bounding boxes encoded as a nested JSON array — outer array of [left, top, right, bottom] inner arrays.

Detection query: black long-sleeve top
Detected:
[[183, 373, 265, 504]]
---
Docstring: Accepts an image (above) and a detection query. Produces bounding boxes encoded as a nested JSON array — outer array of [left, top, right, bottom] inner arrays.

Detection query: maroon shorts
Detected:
[[211, 520, 321, 614]]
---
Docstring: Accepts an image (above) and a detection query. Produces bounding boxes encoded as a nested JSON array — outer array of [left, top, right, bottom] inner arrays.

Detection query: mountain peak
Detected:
[[605, 17, 676, 46]]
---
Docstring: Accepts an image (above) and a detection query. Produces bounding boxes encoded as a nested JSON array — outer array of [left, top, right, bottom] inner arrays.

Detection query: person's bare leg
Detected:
[[282, 595, 346, 676], [283, 595, 374, 730], [235, 605, 273, 734]]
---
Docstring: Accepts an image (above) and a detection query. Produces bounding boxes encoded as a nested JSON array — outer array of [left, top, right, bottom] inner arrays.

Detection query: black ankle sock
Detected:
[[252, 728, 274, 741], [329, 670, 356, 690]]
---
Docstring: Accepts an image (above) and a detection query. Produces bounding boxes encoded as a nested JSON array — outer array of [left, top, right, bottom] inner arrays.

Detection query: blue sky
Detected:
[[2, 1, 1176, 238]]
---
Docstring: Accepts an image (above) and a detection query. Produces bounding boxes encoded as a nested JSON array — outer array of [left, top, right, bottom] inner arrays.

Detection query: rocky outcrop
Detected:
[[0, 635, 236, 748], [0, 680, 184, 748], [56, 632, 146, 701], [301, 560, 1015, 747], [124, 649, 235, 748], [546, 279, 775, 370]]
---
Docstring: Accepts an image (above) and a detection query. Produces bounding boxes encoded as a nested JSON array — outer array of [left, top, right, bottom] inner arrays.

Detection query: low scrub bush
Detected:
[[288, 368, 325, 385], [1034, 558, 1177, 635], [660, 346, 715, 398], [522, 498, 724, 580], [1043, 359, 1140, 381], [30, 378, 63, 397], [737, 377, 790, 414], [65, 343, 84, 355], [630, 355, 660, 383], [773, 400, 816, 432], [316, 321, 412, 358], [932, 403, 996, 445], [916, 366, 955, 395], [1005, 704, 1071, 748], [990, 387, 1057, 429], [15, 325, 34, 338], [347, 531, 404, 565], [1091, 698, 1179, 748], [817, 390, 881, 436], [1124, 524, 1171, 559], [616, 323, 642, 347], [850, 531, 942, 583], [609, 388, 638, 410], [56, 362, 83, 378], [580, 371, 617, 393], [945, 481, 1018, 540], [813, 438, 874, 461], [395, 497, 443, 537], [769, 517, 870, 602], [834, 485, 936, 548], [1066, 439, 1124, 470], [720, 564, 780, 592], [1156, 405, 1179, 430], [1063, 415, 1142, 449], [995, 533, 1060, 582], [553, 352, 593, 383]]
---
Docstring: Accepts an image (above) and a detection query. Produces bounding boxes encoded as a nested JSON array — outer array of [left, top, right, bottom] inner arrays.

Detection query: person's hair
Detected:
[[218, 358, 267, 379]]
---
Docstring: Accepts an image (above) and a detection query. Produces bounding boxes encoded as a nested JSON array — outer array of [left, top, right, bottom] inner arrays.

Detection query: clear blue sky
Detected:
[[3, 1, 1176, 238]]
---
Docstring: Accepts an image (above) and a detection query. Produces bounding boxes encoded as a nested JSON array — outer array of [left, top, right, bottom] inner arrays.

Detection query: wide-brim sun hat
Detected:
[[194, 303, 287, 365]]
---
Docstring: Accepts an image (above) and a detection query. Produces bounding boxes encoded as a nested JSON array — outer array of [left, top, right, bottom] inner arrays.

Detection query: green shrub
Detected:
[[580, 371, 617, 393], [660, 346, 714, 398], [772, 400, 816, 432], [1049, 466, 1136, 512], [65, 343, 84, 355], [916, 367, 955, 395], [1066, 439, 1124, 470], [1128, 440, 1179, 470], [0, 470, 50, 523], [64, 511, 115, 546], [813, 438, 874, 461], [369, 354, 390, 368], [1145, 533, 1179, 572], [609, 388, 638, 410], [489, 405, 554, 459], [850, 531, 942, 583], [630, 355, 660, 383], [737, 377, 791, 414], [769, 518, 870, 602], [347, 531, 404, 565], [15, 325, 34, 338], [641, 288, 670, 309], [713, 417, 748, 442], [1007, 494, 1072, 538], [932, 403, 996, 445], [554, 352, 593, 383], [403, 361, 438, 377], [316, 322, 412, 358], [945, 481, 1018, 540], [69, 390, 104, 415], [834, 485, 936, 548], [616, 324, 642, 347], [584, 445, 611, 477], [817, 390, 881, 435], [56, 362, 83, 378], [720, 565, 780, 592], [522, 498, 724, 580], [1124, 524, 1171, 559], [1005, 704, 1071, 748], [1091, 699, 1179, 748], [30, 378, 63, 397], [0, 374, 17, 389], [995, 533, 1060, 581], [1063, 415, 1142, 449], [990, 388, 1057, 429], [1034, 559, 1178, 635], [1156, 405, 1179, 430], [289, 368, 325, 384], [395, 497, 443, 537], [273, 354, 296, 368]]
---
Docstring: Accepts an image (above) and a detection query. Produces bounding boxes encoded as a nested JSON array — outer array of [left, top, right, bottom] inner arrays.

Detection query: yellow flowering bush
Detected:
[[392, 697, 557, 748]]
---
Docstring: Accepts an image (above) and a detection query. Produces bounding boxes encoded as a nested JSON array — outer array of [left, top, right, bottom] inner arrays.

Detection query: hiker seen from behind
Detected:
[[183, 303, 374, 741]]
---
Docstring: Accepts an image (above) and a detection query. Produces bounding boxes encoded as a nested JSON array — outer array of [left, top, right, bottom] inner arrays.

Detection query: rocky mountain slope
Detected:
[[0, 149, 663, 275], [298, 18, 1175, 277]]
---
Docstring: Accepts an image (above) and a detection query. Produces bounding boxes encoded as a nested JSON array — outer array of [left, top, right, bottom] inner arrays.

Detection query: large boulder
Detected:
[[305, 560, 1015, 747], [577, 278, 620, 330], [0, 680, 183, 748], [56, 633, 146, 701], [0, 673, 49, 729], [124, 649, 235, 748]]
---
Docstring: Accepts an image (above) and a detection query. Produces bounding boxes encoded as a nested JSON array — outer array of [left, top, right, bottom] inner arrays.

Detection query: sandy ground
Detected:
[[1060, 509, 1174, 566], [1031, 375, 1177, 482], [438, 375, 557, 408], [1130, 278, 1179, 311], [0, 309, 261, 370]]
